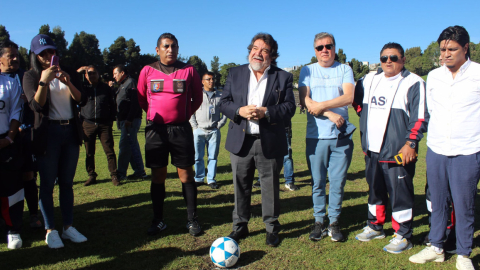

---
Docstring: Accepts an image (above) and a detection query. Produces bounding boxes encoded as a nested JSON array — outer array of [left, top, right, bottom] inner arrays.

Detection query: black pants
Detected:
[[230, 136, 282, 234], [83, 121, 117, 177], [0, 165, 24, 234], [365, 152, 415, 238]]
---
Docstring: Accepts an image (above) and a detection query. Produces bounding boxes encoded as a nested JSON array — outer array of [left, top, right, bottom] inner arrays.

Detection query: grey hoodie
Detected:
[[189, 89, 227, 130]]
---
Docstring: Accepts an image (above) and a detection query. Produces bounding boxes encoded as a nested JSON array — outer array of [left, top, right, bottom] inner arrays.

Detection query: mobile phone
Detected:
[[50, 55, 60, 67], [394, 153, 418, 165]]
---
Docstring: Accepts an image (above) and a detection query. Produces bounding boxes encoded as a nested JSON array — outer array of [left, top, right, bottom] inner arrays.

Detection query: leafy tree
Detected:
[[337, 49, 347, 64], [423, 42, 441, 67], [38, 25, 68, 59], [0, 25, 10, 43], [67, 31, 103, 73], [177, 54, 189, 63], [187, 55, 208, 78], [219, 63, 239, 86], [103, 36, 141, 77], [470, 42, 480, 63], [290, 65, 304, 88], [18, 46, 29, 71], [349, 58, 369, 81], [211, 56, 221, 88], [310, 56, 317, 64]]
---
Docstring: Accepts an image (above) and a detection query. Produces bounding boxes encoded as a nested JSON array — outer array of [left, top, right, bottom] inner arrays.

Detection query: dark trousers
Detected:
[[365, 152, 415, 238], [0, 166, 24, 234], [426, 148, 480, 256], [230, 136, 282, 234], [83, 121, 117, 177]]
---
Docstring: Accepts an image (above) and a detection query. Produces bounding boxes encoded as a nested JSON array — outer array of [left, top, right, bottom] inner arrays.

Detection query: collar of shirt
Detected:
[[442, 58, 471, 80], [246, 65, 271, 134]]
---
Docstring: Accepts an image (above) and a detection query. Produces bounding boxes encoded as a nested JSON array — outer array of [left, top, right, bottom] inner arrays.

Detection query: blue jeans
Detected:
[[117, 118, 145, 177], [38, 124, 79, 229], [283, 133, 294, 184], [306, 137, 353, 224], [193, 128, 221, 184]]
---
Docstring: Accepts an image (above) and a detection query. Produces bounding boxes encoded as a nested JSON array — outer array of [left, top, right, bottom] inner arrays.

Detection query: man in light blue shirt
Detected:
[[299, 32, 355, 242]]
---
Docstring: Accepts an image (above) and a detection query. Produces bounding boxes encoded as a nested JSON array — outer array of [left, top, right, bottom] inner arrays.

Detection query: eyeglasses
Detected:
[[39, 49, 55, 57], [315, 44, 334, 51], [203, 78, 214, 81], [380, 55, 399, 63]]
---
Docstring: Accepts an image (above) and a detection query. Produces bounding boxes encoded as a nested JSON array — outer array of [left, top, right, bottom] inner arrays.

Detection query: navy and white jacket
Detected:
[[354, 68, 429, 162]]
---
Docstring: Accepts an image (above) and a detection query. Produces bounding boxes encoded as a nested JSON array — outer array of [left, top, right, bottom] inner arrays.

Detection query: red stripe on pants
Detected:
[[0, 197, 12, 226], [372, 205, 386, 225], [392, 217, 400, 232]]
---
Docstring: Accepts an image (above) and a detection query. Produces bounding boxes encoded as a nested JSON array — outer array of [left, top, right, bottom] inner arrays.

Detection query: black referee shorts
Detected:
[[145, 121, 195, 168]]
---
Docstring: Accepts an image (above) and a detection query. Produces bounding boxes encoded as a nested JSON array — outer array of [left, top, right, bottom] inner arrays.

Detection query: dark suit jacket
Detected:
[[219, 64, 296, 159]]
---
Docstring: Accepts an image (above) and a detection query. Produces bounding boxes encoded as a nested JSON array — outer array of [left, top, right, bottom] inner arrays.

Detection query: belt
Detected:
[[245, 133, 260, 139], [49, 119, 73, 125]]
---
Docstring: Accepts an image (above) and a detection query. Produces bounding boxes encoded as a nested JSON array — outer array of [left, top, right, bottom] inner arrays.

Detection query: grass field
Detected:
[[1, 108, 479, 269]]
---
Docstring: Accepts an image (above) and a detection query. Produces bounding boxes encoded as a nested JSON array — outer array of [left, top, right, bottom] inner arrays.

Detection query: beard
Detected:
[[250, 62, 264, 71]]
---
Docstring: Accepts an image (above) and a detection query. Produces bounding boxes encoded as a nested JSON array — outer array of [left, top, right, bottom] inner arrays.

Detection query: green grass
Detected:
[[1, 108, 479, 269]]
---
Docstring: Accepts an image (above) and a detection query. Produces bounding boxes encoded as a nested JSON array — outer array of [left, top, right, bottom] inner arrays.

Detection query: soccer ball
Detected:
[[210, 237, 240, 268]]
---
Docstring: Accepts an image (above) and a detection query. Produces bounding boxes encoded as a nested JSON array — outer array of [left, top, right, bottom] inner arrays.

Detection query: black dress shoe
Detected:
[[266, 232, 279, 247], [227, 227, 249, 242]]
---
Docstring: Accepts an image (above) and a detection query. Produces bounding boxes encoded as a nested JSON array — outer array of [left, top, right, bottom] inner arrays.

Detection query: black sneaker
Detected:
[[253, 180, 261, 188], [327, 221, 344, 242], [128, 172, 148, 180], [208, 183, 219, 189], [309, 221, 325, 241], [187, 219, 203, 236], [147, 220, 167, 236]]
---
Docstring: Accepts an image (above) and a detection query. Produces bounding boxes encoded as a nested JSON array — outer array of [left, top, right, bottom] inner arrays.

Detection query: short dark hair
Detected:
[[380, 42, 405, 58], [0, 40, 19, 57], [437, 25, 470, 59], [157, 33, 179, 48], [202, 71, 215, 78], [247, 33, 279, 66], [113, 64, 127, 74]]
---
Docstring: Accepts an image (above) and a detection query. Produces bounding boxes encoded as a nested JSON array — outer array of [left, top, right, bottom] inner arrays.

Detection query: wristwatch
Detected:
[[39, 81, 46, 87], [405, 141, 416, 149], [265, 110, 270, 121]]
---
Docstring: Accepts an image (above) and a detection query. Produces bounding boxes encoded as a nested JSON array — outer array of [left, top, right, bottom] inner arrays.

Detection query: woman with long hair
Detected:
[[23, 34, 86, 249]]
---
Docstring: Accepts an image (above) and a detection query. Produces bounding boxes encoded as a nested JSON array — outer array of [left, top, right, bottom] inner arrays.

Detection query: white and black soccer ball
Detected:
[[210, 237, 240, 268]]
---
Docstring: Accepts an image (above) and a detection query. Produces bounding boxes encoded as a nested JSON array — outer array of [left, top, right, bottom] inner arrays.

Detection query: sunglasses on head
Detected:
[[380, 55, 399, 63], [315, 44, 333, 51]]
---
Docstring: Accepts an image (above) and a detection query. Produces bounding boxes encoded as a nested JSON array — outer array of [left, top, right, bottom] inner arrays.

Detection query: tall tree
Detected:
[[38, 25, 68, 59], [67, 31, 103, 73], [187, 55, 208, 78], [349, 58, 369, 81], [18, 46, 29, 71], [0, 25, 10, 43], [211, 56, 221, 88], [337, 49, 347, 64], [219, 63, 239, 86]]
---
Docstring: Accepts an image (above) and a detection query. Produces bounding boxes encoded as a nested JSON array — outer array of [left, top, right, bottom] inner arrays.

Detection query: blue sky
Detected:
[[5, 0, 480, 70]]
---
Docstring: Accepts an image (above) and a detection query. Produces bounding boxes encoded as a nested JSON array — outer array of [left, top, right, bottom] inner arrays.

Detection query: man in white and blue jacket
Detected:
[[353, 42, 428, 254], [189, 72, 227, 189]]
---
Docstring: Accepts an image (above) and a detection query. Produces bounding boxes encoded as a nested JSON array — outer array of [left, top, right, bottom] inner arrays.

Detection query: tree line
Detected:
[[2, 24, 479, 87]]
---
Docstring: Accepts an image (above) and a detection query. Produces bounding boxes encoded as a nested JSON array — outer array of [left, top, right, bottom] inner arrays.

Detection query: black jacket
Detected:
[[115, 76, 142, 122], [219, 64, 296, 159], [80, 81, 116, 124]]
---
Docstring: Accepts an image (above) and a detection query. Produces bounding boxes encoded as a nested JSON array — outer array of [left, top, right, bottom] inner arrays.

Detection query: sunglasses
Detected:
[[39, 49, 55, 57], [380, 55, 400, 63], [315, 44, 333, 51]]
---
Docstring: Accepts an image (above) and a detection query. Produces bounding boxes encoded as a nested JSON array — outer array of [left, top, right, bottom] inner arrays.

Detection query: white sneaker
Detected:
[[409, 246, 444, 264], [456, 255, 474, 270], [62, 227, 87, 243], [7, 234, 22, 249], [46, 230, 64, 249], [355, 226, 386, 242], [383, 234, 412, 254]]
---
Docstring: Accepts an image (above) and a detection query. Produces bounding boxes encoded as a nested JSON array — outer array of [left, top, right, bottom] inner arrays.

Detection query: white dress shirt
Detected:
[[427, 59, 480, 156], [246, 65, 270, 134]]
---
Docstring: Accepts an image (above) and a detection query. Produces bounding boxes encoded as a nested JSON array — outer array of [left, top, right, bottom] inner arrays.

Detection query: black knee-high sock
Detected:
[[151, 182, 165, 221], [24, 178, 39, 216], [182, 182, 197, 221]]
